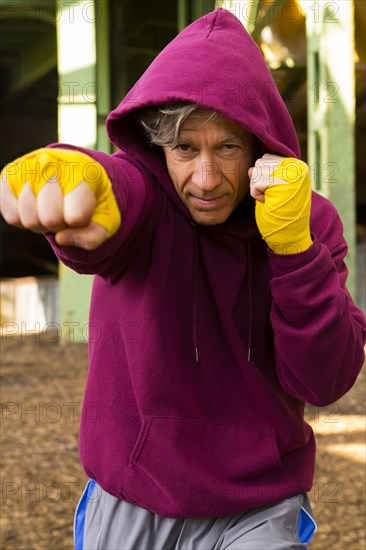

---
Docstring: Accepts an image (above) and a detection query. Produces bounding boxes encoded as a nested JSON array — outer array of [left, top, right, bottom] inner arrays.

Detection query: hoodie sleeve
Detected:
[[44, 145, 158, 280], [269, 193, 366, 407]]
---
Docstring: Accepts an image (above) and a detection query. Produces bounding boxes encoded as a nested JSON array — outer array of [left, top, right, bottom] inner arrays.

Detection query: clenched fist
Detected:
[[248, 154, 312, 255], [0, 148, 121, 250]]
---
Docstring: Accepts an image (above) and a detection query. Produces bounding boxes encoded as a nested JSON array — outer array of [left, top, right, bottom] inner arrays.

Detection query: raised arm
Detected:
[[249, 155, 366, 406]]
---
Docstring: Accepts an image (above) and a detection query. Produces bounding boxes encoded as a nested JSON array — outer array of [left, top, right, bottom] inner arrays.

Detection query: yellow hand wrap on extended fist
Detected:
[[255, 158, 312, 255], [3, 148, 121, 238]]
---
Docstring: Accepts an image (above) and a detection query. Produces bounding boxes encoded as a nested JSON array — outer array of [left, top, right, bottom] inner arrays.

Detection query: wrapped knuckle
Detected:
[[38, 212, 62, 228], [2, 210, 21, 226], [22, 220, 42, 231], [64, 212, 88, 226]]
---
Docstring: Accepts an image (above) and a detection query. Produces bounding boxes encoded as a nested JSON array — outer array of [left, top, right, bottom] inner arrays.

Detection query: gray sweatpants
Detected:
[[75, 480, 316, 550]]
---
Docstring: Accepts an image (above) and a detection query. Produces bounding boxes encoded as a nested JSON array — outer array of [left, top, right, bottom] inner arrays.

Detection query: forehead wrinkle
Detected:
[[217, 135, 247, 144], [177, 133, 247, 144]]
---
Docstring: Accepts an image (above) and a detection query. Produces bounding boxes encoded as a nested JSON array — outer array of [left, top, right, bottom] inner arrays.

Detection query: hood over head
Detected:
[[106, 8, 300, 190]]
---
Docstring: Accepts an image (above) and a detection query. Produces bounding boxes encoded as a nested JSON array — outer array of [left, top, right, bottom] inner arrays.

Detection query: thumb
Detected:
[[248, 166, 254, 180], [55, 222, 108, 250]]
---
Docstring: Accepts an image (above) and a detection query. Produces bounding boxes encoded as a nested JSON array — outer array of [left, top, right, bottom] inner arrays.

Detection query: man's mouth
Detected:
[[190, 195, 226, 209]]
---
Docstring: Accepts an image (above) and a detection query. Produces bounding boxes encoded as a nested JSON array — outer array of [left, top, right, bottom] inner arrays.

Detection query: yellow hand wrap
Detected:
[[255, 158, 312, 255], [2, 147, 121, 238]]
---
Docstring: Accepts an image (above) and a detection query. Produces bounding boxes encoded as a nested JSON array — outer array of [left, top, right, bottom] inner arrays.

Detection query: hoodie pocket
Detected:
[[124, 416, 281, 517]]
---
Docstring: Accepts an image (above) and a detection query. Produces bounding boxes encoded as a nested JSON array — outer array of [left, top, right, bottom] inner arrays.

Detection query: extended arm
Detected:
[[0, 145, 157, 279]]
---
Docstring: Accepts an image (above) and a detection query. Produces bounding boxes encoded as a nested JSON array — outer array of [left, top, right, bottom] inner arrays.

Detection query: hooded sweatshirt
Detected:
[[47, 8, 366, 518]]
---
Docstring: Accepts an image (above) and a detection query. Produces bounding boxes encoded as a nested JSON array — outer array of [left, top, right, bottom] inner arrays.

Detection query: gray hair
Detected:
[[139, 102, 219, 147]]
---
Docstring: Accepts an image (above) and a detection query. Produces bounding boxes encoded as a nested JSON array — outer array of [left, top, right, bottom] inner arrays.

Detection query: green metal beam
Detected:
[[57, 0, 97, 342], [96, 0, 112, 153], [243, 0, 260, 34], [251, 0, 287, 41], [303, 0, 356, 298], [177, 0, 189, 31], [215, 0, 286, 39]]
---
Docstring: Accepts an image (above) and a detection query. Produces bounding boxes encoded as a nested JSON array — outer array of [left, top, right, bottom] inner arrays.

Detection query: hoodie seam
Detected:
[[206, 8, 221, 39]]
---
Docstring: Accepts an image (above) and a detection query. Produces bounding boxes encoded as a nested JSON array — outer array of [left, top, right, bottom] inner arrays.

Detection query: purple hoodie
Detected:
[[48, 8, 366, 518]]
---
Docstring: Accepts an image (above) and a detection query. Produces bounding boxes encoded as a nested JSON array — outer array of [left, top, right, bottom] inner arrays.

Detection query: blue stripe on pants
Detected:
[[74, 479, 97, 550], [298, 505, 317, 544]]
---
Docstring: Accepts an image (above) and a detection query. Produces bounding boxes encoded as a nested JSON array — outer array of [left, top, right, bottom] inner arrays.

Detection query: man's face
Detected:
[[162, 113, 254, 225]]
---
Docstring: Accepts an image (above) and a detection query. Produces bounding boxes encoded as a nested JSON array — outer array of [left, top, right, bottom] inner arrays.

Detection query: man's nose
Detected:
[[192, 160, 222, 191]]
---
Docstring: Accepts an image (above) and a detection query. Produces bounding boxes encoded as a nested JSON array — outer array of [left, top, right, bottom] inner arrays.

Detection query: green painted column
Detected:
[[178, 0, 189, 31], [58, 264, 94, 343], [302, 0, 356, 297], [56, 0, 110, 342], [96, 1, 112, 154]]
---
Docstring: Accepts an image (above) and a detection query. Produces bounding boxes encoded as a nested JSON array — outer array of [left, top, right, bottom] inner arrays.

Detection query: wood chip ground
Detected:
[[1, 335, 365, 549]]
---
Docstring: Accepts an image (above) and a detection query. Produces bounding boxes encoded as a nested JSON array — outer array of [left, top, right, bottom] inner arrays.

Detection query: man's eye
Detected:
[[221, 144, 238, 151], [175, 144, 193, 152]]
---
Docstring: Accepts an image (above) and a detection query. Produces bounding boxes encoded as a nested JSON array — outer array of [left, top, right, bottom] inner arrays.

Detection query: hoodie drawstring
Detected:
[[246, 240, 253, 362], [192, 224, 199, 363], [191, 225, 253, 365]]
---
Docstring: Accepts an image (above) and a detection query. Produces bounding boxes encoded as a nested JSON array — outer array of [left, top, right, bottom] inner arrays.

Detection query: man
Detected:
[[1, 8, 365, 550]]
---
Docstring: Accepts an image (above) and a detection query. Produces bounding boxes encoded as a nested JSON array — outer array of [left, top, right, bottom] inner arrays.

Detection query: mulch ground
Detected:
[[1, 334, 365, 550]]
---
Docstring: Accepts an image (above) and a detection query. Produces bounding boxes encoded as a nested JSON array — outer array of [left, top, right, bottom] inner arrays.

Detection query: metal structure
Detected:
[[0, 0, 365, 337], [56, 0, 111, 341], [217, 0, 359, 297]]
